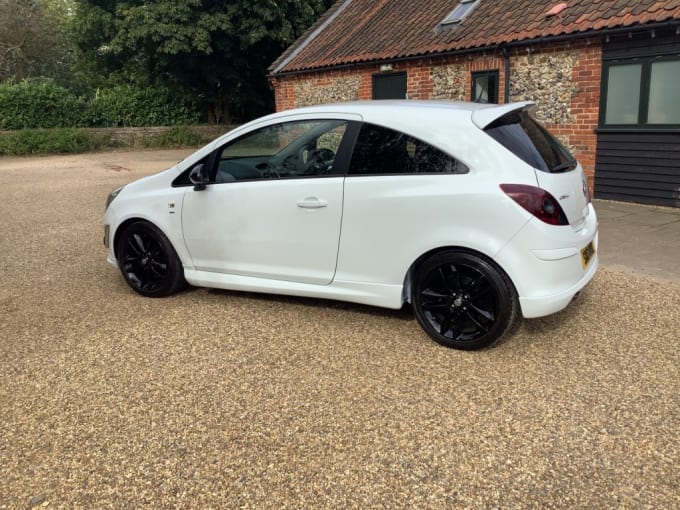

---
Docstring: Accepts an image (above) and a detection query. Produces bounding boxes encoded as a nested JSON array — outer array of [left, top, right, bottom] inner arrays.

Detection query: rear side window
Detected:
[[484, 110, 576, 173], [348, 123, 468, 175]]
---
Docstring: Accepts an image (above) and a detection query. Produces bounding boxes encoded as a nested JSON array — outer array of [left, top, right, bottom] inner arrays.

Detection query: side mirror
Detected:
[[189, 163, 208, 191]]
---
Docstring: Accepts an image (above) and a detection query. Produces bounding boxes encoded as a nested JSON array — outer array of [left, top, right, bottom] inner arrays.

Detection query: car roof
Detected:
[[286, 100, 501, 114], [261, 100, 535, 129]]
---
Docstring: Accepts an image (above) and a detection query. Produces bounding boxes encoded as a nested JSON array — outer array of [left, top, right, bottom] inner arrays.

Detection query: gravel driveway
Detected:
[[1, 151, 678, 509]]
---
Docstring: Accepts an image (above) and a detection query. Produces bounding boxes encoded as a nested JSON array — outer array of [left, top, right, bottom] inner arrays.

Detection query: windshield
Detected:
[[484, 110, 576, 173]]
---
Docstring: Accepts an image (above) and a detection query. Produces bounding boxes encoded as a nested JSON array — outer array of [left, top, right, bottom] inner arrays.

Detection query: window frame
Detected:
[[346, 122, 469, 177], [441, 0, 480, 25], [372, 71, 408, 100], [471, 70, 499, 104], [600, 55, 680, 130], [171, 119, 358, 187]]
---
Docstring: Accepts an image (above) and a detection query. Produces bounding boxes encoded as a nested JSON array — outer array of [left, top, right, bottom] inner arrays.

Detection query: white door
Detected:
[[181, 119, 350, 285]]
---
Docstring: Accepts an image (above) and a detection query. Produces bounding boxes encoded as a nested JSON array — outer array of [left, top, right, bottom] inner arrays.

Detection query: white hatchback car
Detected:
[[104, 101, 598, 349]]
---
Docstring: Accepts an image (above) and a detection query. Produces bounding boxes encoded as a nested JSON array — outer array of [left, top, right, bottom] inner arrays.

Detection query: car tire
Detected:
[[413, 250, 519, 350], [117, 221, 186, 297]]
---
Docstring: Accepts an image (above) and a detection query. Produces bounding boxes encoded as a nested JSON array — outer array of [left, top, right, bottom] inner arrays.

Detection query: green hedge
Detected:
[[87, 86, 200, 127], [0, 80, 201, 129], [0, 126, 217, 155], [0, 81, 87, 129], [0, 128, 119, 155], [141, 126, 212, 148]]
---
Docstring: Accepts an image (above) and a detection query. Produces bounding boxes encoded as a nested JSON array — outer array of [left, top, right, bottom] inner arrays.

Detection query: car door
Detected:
[[181, 118, 354, 285]]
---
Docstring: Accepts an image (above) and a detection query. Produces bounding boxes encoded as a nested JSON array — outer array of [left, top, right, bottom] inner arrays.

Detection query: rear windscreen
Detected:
[[484, 110, 576, 173]]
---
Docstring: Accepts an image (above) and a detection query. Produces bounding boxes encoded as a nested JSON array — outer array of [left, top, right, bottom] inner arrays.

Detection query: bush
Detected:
[[0, 128, 118, 155], [87, 86, 201, 127], [0, 80, 88, 129], [0, 80, 202, 129], [142, 126, 212, 148]]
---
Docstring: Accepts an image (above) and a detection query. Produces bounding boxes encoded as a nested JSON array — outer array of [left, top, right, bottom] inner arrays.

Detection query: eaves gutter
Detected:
[[268, 19, 680, 79]]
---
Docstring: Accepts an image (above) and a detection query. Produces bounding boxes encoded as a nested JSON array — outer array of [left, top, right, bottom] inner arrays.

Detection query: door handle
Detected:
[[297, 197, 328, 209]]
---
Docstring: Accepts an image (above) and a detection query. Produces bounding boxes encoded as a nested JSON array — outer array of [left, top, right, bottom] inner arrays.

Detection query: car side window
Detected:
[[213, 120, 348, 183], [348, 123, 468, 175]]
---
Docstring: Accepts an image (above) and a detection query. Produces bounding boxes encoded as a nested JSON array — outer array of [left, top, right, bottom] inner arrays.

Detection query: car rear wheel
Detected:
[[413, 250, 518, 350], [117, 221, 185, 297]]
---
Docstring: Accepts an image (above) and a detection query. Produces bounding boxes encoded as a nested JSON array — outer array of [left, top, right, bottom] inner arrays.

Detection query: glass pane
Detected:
[[372, 73, 407, 99], [647, 60, 680, 124], [605, 64, 642, 125], [443, 0, 477, 23], [349, 123, 467, 175], [216, 120, 347, 182], [472, 73, 498, 104], [485, 111, 576, 173], [473, 76, 489, 103]]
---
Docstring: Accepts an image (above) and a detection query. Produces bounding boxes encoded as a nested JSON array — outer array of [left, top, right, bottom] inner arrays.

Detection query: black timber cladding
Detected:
[[595, 132, 680, 207], [595, 29, 680, 208]]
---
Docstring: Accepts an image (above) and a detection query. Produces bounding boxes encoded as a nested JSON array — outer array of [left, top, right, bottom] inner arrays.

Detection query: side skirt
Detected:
[[184, 269, 404, 309]]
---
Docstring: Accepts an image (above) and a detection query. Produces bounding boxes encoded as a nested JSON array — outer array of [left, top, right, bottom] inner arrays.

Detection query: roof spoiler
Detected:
[[471, 101, 536, 130]]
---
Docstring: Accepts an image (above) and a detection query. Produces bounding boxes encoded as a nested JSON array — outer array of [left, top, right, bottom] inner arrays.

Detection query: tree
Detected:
[[71, 0, 336, 122], [0, 0, 74, 82]]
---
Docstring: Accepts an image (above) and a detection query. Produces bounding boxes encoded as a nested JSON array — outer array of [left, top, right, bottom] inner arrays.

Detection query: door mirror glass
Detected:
[[189, 163, 208, 191]]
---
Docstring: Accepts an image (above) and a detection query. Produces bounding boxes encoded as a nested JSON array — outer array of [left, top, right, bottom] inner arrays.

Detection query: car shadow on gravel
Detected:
[[205, 287, 415, 321], [204, 284, 595, 351], [525, 288, 591, 330]]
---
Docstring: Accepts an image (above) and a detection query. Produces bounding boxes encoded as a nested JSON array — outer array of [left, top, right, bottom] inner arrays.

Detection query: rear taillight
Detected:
[[500, 184, 569, 226]]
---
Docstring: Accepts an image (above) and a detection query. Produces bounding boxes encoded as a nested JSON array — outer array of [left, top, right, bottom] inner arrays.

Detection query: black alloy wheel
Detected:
[[413, 250, 518, 350], [117, 221, 185, 297]]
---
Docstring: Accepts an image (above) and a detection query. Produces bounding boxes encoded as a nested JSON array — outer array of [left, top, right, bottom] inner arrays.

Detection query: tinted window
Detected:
[[214, 120, 348, 183], [348, 123, 468, 175], [372, 72, 407, 100], [484, 110, 576, 173]]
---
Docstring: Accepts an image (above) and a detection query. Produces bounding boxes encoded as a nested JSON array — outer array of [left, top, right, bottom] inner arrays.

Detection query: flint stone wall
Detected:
[[294, 76, 360, 107], [431, 64, 467, 101], [510, 52, 579, 125]]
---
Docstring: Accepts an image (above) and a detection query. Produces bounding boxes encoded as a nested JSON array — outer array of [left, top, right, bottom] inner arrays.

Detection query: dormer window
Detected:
[[441, 0, 480, 25]]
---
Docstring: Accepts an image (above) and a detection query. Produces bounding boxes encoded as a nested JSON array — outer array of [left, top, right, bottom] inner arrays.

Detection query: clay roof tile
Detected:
[[270, 0, 680, 74]]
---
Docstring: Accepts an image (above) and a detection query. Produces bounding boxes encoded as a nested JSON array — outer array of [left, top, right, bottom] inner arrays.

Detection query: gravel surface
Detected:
[[1, 152, 679, 509]]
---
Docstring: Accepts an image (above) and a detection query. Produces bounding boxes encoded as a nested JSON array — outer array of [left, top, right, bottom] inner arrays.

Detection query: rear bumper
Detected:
[[519, 250, 598, 318], [495, 204, 599, 319]]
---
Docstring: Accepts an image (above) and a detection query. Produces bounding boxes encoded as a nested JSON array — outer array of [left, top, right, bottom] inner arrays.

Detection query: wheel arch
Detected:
[[113, 217, 184, 264], [401, 245, 518, 305]]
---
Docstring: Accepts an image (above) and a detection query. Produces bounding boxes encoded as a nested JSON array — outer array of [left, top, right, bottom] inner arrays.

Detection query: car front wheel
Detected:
[[117, 221, 186, 297], [413, 250, 518, 350]]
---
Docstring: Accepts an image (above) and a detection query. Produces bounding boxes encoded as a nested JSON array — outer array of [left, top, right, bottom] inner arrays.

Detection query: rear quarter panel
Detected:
[[335, 174, 532, 285]]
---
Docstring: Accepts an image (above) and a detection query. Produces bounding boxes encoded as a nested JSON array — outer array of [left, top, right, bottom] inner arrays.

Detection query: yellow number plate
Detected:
[[581, 241, 595, 269]]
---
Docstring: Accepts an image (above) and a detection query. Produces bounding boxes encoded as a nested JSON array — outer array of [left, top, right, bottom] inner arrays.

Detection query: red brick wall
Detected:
[[559, 42, 602, 186], [271, 39, 603, 188]]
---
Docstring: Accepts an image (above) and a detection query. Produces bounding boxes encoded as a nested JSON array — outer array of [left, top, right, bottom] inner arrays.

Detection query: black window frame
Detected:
[[372, 72, 407, 100], [172, 119, 358, 187], [347, 122, 469, 176], [599, 55, 680, 130], [471, 70, 499, 104]]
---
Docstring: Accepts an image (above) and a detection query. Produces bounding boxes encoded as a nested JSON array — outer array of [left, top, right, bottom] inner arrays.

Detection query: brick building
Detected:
[[269, 0, 680, 208]]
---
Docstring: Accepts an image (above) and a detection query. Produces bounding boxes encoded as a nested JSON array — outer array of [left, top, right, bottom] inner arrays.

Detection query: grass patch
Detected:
[[0, 128, 120, 155], [0, 125, 222, 156], [141, 126, 212, 149]]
